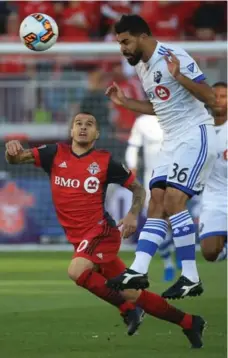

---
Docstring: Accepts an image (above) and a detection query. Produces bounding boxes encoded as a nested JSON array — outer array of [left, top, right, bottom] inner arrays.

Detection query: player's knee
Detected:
[[68, 265, 83, 282], [201, 248, 219, 262], [164, 187, 188, 216], [121, 289, 142, 303], [147, 188, 166, 218], [200, 239, 223, 262], [68, 257, 94, 282]]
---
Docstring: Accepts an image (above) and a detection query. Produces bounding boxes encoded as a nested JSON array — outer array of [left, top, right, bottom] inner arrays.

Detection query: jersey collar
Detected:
[[71, 147, 95, 158]]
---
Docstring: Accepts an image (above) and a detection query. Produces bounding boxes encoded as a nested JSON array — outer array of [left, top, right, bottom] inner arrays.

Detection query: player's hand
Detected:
[[105, 82, 126, 106], [118, 212, 137, 239], [164, 50, 180, 79], [5, 140, 24, 156]]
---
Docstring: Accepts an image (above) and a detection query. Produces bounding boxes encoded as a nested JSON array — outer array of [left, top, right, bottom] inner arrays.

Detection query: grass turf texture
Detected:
[[0, 252, 226, 358]]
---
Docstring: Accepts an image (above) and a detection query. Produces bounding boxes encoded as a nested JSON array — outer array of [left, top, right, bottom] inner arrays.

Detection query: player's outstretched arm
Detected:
[[165, 51, 216, 108], [5, 140, 35, 164], [106, 82, 155, 115]]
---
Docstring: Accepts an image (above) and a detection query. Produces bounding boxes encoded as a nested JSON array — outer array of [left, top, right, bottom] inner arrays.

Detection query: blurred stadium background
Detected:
[[0, 0, 227, 247], [0, 2, 227, 358]]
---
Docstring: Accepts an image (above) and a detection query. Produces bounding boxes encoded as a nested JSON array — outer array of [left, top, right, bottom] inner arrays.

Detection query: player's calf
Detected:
[[69, 257, 144, 336], [126, 188, 167, 283], [162, 187, 202, 299], [200, 235, 226, 262], [121, 289, 205, 348]]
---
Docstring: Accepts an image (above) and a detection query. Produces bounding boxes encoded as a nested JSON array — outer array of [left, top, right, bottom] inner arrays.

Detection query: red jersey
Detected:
[[102, 1, 132, 24], [140, 1, 199, 40], [32, 143, 134, 244], [60, 3, 90, 41], [18, 1, 55, 21], [111, 77, 145, 141]]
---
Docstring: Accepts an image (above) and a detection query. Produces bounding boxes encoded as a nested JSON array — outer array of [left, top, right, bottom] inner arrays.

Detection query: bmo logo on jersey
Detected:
[[155, 85, 170, 100], [54, 176, 80, 188], [84, 177, 100, 193]]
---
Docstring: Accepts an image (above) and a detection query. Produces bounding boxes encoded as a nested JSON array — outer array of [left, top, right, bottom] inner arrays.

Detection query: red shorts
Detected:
[[72, 225, 121, 264]]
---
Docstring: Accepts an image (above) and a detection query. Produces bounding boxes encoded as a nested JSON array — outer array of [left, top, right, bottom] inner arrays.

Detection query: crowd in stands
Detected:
[[0, 1, 227, 42], [0, 1, 226, 149]]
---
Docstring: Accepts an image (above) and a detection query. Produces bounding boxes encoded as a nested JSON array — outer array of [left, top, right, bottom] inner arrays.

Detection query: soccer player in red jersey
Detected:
[[6, 112, 205, 348]]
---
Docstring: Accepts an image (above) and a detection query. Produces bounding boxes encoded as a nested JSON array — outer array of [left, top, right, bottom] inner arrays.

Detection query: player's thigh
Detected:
[[68, 257, 94, 281], [147, 187, 166, 218], [148, 149, 169, 219], [73, 227, 121, 267], [166, 125, 216, 196]]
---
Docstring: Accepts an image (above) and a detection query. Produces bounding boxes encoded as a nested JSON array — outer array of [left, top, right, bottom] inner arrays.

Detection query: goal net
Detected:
[[0, 41, 226, 246]]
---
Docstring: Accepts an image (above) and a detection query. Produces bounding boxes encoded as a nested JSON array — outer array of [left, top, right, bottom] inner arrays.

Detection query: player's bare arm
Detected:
[[5, 140, 35, 164], [128, 179, 146, 216], [106, 82, 155, 115], [118, 179, 146, 239], [165, 51, 216, 108]]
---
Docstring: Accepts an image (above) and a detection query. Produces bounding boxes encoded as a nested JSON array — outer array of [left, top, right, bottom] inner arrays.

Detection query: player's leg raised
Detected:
[[161, 125, 216, 299], [119, 287, 205, 349], [69, 234, 144, 336], [107, 186, 168, 291]]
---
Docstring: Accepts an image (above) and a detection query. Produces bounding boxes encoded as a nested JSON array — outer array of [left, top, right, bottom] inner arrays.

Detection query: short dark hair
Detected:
[[212, 82, 227, 88], [114, 15, 151, 36]]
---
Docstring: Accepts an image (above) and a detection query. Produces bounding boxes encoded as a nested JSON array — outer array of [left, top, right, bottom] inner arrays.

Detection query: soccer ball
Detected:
[[19, 13, 58, 51]]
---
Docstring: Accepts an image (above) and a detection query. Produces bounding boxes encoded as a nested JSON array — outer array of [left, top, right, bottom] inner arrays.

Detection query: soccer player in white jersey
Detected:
[[126, 114, 178, 282], [199, 82, 227, 261], [106, 15, 217, 299]]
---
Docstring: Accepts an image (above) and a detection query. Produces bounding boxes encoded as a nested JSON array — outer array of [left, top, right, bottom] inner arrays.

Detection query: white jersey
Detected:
[[135, 42, 214, 140], [202, 121, 227, 199], [125, 115, 163, 171]]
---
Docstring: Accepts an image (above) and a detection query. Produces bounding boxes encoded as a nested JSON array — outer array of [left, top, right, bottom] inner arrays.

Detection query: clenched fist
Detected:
[[5, 140, 24, 156]]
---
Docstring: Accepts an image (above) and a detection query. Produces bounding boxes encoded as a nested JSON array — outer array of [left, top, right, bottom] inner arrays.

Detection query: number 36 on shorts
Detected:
[[168, 163, 189, 184]]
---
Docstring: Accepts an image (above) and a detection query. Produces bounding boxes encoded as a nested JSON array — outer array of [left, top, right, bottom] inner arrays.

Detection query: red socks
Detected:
[[76, 257, 192, 330], [76, 269, 135, 312], [137, 290, 192, 329], [100, 257, 126, 279]]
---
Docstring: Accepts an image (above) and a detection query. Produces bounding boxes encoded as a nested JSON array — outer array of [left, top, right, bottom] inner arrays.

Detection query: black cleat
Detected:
[[106, 268, 149, 290], [183, 315, 206, 348], [122, 307, 145, 336], [161, 276, 204, 300]]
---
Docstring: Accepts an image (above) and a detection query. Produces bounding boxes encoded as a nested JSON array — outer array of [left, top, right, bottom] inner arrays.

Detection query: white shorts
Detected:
[[149, 124, 216, 196], [199, 205, 227, 240], [199, 194, 227, 240], [144, 169, 153, 207]]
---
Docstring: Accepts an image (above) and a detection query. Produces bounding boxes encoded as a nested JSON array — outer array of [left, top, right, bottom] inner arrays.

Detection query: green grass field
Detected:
[[0, 252, 226, 358]]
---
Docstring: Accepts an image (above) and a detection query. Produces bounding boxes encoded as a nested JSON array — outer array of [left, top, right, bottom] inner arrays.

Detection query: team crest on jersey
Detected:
[[153, 71, 162, 84], [187, 62, 198, 74], [87, 162, 100, 175]]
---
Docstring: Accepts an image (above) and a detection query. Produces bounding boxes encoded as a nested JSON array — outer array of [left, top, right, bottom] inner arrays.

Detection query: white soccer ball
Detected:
[[19, 13, 58, 51]]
